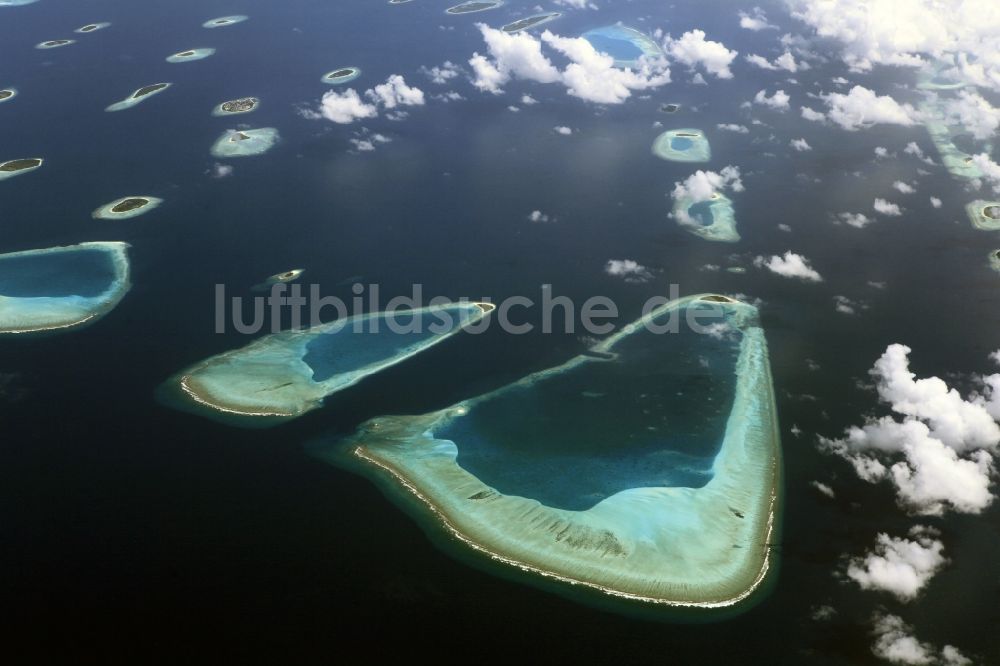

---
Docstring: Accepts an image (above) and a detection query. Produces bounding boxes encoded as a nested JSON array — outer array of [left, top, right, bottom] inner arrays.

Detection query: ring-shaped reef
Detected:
[[213, 97, 259, 116], [674, 193, 739, 243], [653, 129, 710, 162], [92, 196, 164, 220], [203, 15, 248, 28], [316, 294, 781, 610], [163, 302, 495, 426], [966, 200, 1000, 231], [105, 83, 171, 112], [0, 157, 43, 181], [210, 128, 280, 158], [581, 25, 664, 69], [75, 22, 111, 33], [502, 13, 561, 33], [251, 268, 305, 292], [0, 88, 17, 103], [0, 0, 40, 5], [322, 67, 361, 85], [167, 48, 215, 63], [0, 242, 131, 335], [35, 39, 75, 49], [446, 1, 503, 14]]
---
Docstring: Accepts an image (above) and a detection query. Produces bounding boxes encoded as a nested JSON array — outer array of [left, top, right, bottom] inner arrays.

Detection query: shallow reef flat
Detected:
[[0, 242, 131, 335], [203, 15, 248, 28], [674, 193, 739, 243], [167, 48, 216, 63], [0, 88, 15, 103], [105, 83, 171, 112], [446, 1, 503, 14], [921, 98, 989, 180], [322, 68, 361, 85], [652, 129, 710, 162], [0, 0, 40, 5], [75, 22, 111, 33], [92, 196, 163, 220], [321, 295, 781, 609], [502, 13, 560, 33], [163, 302, 494, 426], [581, 25, 663, 69], [0, 157, 43, 181], [213, 97, 259, 116], [966, 200, 1000, 230], [210, 128, 280, 158], [35, 39, 75, 49], [251, 269, 304, 292]]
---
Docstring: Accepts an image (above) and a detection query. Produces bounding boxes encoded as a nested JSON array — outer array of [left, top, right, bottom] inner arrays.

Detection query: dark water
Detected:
[[0, 247, 115, 297], [1, 0, 999, 663]]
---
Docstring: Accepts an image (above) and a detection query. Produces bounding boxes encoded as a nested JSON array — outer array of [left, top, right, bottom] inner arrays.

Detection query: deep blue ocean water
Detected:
[[1, 0, 1000, 662]]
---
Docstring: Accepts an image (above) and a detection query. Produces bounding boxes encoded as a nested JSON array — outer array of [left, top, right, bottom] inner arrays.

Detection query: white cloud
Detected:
[[821, 86, 920, 131], [528, 210, 552, 223], [554, 125, 572, 135], [319, 88, 378, 124], [875, 146, 891, 158], [746, 51, 799, 72], [943, 90, 1000, 140], [754, 251, 823, 281], [893, 181, 916, 194], [349, 132, 391, 153], [367, 75, 425, 109], [672, 166, 743, 202], [209, 163, 233, 179], [834, 295, 862, 314], [972, 152, 1000, 192], [871, 614, 971, 666], [554, 0, 594, 8], [801, 106, 826, 121], [904, 142, 934, 164], [846, 528, 946, 600], [605, 259, 653, 283], [930, 196, 943, 208], [812, 481, 835, 497], [874, 198, 903, 216], [421, 61, 461, 84], [665, 30, 738, 79], [739, 7, 776, 31], [717, 123, 749, 133], [521, 94, 538, 105], [754, 89, 791, 110], [838, 212, 873, 228], [790, 137, 812, 151]]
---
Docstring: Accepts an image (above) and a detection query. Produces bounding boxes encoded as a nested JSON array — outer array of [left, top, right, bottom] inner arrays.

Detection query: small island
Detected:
[[673, 192, 740, 242], [105, 83, 171, 112], [317, 294, 780, 610], [35, 39, 75, 49], [502, 13, 561, 33], [581, 25, 664, 69], [166, 48, 216, 63], [162, 302, 495, 425], [660, 103, 680, 113], [653, 128, 711, 162], [75, 22, 111, 33], [0, 88, 16, 103], [92, 196, 164, 220], [322, 67, 361, 85], [446, 1, 503, 14], [251, 269, 305, 292], [966, 200, 1000, 231], [210, 128, 280, 158], [0, 157, 43, 181], [202, 15, 248, 28], [212, 97, 259, 116], [0, 242, 131, 335]]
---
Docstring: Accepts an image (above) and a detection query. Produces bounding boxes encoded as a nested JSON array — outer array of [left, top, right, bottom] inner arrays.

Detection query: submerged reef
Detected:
[[966, 200, 1000, 231], [581, 25, 663, 69], [210, 128, 280, 158], [0, 242, 131, 335], [213, 97, 259, 116], [653, 129, 711, 162], [75, 22, 111, 33], [203, 15, 248, 28], [35, 39, 75, 49], [0, 157, 43, 181], [0, 0, 40, 5], [92, 196, 163, 220], [106, 83, 171, 112], [921, 98, 990, 180], [446, 1, 503, 14], [322, 68, 361, 85], [251, 269, 304, 292], [502, 13, 560, 33], [166, 48, 216, 63], [673, 193, 739, 242], [164, 302, 494, 425], [319, 295, 781, 609], [0, 88, 15, 103]]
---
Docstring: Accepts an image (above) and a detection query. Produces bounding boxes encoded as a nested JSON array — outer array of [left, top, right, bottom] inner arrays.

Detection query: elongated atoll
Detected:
[[75, 22, 111, 33], [674, 193, 739, 242], [316, 294, 781, 610], [502, 13, 560, 33], [322, 67, 361, 85], [251, 269, 304, 292], [921, 97, 991, 180], [163, 302, 494, 425], [581, 25, 664, 69], [0, 0, 40, 5], [0, 242, 131, 335], [36, 39, 75, 49], [966, 200, 1000, 231], [653, 129, 710, 162], [105, 83, 171, 112], [92, 196, 163, 220], [166, 48, 215, 63], [210, 128, 280, 158], [212, 97, 259, 116], [0, 157, 43, 181], [203, 15, 248, 28], [446, 1, 503, 14], [0, 88, 15, 103]]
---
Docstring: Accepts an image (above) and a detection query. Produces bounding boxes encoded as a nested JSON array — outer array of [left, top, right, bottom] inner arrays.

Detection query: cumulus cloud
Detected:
[[754, 89, 791, 110], [820, 344, 998, 515], [790, 138, 812, 151], [528, 210, 552, 223], [209, 163, 233, 179], [717, 123, 749, 133], [605, 259, 653, 283], [421, 61, 461, 84], [671, 166, 743, 203], [972, 153, 1000, 192], [739, 7, 777, 31], [874, 198, 903, 216], [746, 51, 799, 72], [317, 75, 424, 124], [349, 132, 391, 153], [367, 75, 426, 109], [943, 90, 1000, 140], [846, 527, 946, 600], [665, 30, 738, 79], [801, 106, 826, 121], [553, 125, 572, 135], [821, 86, 921, 130], [754, 251, 823, 281], [930, 196, 943, 208], [838, 212, 874, 228], [871, 614, 971, 666], [812, 481, 835, 497], [893, 181, 916, 194]]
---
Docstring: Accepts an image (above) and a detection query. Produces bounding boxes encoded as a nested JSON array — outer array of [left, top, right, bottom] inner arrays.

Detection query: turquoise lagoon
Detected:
[[581, 25, 663, 69], [653, 129, 711, 162], [674, 193, 739, 242], [321, 295, 781, 608]]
